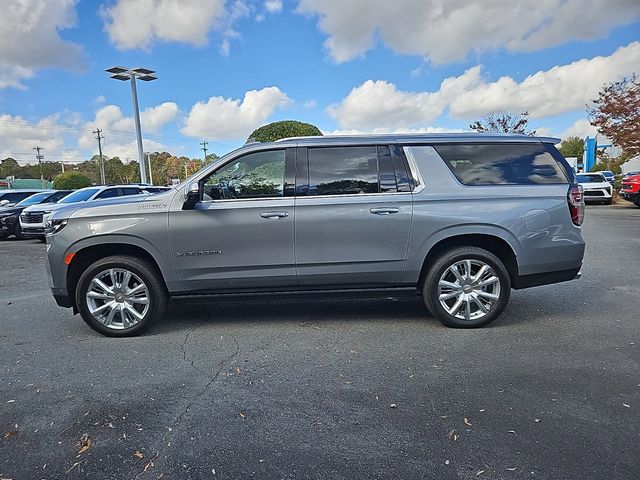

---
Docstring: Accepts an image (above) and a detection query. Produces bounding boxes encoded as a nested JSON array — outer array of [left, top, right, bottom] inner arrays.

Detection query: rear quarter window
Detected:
[[434, 143, 568, 185]]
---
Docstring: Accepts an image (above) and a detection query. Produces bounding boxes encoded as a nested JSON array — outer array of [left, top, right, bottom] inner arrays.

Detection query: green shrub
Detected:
[[247, 120, 323, 143], [53, 171, 92, 190]]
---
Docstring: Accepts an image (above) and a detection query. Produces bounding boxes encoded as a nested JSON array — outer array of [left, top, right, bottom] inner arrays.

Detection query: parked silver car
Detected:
[[45, 134, 585, 336]]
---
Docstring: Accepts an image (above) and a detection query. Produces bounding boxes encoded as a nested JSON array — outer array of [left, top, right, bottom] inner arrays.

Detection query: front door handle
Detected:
[[260, 211, 289, 219], [370, 207, 400, 215]]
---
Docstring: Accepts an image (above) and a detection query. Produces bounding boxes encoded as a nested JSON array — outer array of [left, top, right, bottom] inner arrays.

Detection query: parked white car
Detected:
[[576, 173, 613, 205], [20, 185, 149, 239]]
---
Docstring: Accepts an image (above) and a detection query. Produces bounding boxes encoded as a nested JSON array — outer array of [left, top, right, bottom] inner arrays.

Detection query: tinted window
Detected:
[[0, 192, 35, 203], [121, 187, 142, 195], [46, 191, 71, 202], [15, 192, 52, 207], [308, 146, 379, 196], [435, 144, 568, 185], [204, 150, 285, 200], [577, 174, 606, 183], [95, 188, 121, 199], [59, 188, 100, 203]]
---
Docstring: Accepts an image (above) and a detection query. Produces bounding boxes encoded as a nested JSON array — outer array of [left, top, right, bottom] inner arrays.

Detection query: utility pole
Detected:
[[33, 146, 45, 187], [200, 140, 208, 164], [93, 128, 106, 185], [184, 161, 189, 180]]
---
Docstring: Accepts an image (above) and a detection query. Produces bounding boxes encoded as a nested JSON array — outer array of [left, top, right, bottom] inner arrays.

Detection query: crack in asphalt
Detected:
[[148, 307, 241, 477]]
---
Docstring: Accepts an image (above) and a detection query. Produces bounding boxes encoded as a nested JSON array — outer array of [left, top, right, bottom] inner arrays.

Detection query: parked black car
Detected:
[[0, 190, 71, 239]]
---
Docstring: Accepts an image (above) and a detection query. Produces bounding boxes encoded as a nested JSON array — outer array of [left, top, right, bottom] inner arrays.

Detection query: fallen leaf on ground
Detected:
[[134, 450, 144, 459], [507, 467, 517, 471], [77, 434, 92, 454], [65, 462, 80, 474], [476, 470, 485, 476], [390, 404, 397, 408], [464, 418, 472, 427], [239, 412, 246, 419], [622, 403, 630, 408]]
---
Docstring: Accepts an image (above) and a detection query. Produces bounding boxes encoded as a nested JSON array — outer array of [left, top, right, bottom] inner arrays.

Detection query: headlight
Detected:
[[45, 218, 68, 234], [0, 214, 17, 225]]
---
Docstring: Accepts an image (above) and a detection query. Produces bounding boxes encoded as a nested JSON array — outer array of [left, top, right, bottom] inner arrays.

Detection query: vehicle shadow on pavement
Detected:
[[153, 296, 437, 334]]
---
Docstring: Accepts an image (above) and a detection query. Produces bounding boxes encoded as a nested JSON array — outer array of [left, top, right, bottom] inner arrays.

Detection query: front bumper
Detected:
[[0, 215, 18, 234], [582, 187, 612, 201], [619, 190, 639, 202], [21, 226, 46, 237]]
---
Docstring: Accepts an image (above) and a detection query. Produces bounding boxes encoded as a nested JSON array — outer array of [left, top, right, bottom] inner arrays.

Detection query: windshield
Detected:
[[58, 188, 100, 203], [577, 174, 605, 183], [15, 192, 52, 207]]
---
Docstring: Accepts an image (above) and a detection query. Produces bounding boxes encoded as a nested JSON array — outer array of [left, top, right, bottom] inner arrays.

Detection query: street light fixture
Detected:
[[105, 66, 157, 184]]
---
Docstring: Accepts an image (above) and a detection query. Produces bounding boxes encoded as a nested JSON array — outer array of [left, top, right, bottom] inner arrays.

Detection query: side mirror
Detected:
[[0, 200, 9, 207], [182, 182, 200, 210]]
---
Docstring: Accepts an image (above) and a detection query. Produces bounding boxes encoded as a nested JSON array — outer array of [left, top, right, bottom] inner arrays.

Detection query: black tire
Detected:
[[422, 246, 511, 328], [38, 236, 46, 243], [13, 222, 26, 240], [605, 198, 613, 205], [75, 255, 167, 337]]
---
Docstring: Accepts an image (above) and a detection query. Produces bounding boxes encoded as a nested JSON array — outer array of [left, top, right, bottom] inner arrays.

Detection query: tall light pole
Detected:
[[105, 66, 157, 184]]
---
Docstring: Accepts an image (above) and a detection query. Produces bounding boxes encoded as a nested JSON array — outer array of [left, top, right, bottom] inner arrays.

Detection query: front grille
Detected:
[[584, 190, 604, 197], [21, 212, 44, 223]]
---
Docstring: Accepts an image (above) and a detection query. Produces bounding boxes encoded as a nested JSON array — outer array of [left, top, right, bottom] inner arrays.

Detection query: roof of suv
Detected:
[[273, 133, 561, 146]]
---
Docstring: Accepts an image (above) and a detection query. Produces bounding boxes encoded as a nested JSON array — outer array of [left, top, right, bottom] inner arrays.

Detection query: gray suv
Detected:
[[45, 134, 585, 336]]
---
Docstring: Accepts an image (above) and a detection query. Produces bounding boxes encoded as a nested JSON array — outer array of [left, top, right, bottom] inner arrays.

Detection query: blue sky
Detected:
[[1, 0, 639, 164]]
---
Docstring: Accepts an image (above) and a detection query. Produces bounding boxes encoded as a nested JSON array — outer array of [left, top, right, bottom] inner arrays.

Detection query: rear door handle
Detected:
[[260, 211, 289, 219], [370, 207, 400, 215]]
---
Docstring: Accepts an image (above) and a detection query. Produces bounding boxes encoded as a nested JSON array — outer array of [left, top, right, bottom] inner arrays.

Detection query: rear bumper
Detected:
[[513, 267, 581, 289]]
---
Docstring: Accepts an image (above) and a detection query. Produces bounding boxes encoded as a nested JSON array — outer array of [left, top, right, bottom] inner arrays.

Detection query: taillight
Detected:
[[568, 184, 584, 226]]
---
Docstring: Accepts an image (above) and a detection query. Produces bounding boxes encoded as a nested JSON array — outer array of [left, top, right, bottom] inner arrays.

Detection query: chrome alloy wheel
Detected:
[[437, 259, 501, 321], [85, 268, 150, 330]]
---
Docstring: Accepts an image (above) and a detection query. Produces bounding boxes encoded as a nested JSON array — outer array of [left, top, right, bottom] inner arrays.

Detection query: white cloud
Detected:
[[303, 100, 317, 108], [181, 87, 292, 140], [0, 114, 67, 160], [0, 0, 85, 89], [265, 0, 283, 13], [102, 0, 226, 50], [325, 127, 466, 136], [328, 67, 481, 129], [559, 119, 598, 139], [330, 42, 640, 129], [296, 0, 640, 63], [78, 102, 179, 157], [449, 42, 640, 118]]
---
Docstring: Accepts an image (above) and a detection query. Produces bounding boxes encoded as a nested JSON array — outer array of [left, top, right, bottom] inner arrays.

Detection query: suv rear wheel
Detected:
[[75, 255, 167, 336], [422, 247, 511, 328]]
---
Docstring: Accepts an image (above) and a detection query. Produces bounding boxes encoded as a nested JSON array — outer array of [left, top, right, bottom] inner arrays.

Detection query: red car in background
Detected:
[[620, 173, 640, 207]]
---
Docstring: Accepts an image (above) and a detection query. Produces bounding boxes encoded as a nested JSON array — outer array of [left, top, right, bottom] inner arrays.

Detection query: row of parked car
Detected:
[[576, 170, 640, 206], [0, 184, 171, 240]]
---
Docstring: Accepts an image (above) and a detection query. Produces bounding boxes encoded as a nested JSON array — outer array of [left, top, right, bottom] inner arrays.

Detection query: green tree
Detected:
[[53, 171, 92, 189], [469, 111, 535, 135], [558, 136, 584, 159], [248, 120, 323, 143]]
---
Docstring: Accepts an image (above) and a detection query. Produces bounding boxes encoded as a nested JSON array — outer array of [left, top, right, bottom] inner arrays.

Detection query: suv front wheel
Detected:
[[422, 247, 511, 328], [75, 255, 168, 336]]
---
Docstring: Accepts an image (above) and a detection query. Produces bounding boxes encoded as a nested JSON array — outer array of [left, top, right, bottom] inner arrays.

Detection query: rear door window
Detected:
[[121, 187, 142, 195], [95, 188, 121, 199], [434, 143, 568, 185], [308, 146, 379, 196]]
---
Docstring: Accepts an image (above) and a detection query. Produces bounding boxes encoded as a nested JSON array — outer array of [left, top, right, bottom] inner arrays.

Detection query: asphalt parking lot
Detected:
[[1, 204, 638, 480]]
